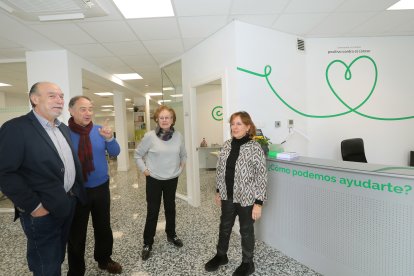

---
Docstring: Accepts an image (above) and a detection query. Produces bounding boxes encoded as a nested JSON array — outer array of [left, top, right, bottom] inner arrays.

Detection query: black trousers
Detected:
[[67, 180, 113, 276], [217, 200, 255, 263], [143, 176, 178, 246]]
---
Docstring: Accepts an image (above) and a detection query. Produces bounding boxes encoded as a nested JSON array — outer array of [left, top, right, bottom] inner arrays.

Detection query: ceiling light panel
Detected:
[[114, 73, 142, 80], [0, 0, 107, 21], [146, 92, 162, 96], [388, 0, 414, 10], [113, 0, 174, 19], [94, 92, 114, 96], [158, 99, 171, 104]]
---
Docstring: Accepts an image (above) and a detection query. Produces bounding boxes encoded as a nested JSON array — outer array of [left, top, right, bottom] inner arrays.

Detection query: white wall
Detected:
[[306, 36, 414, 165], [196, 84, 223, 146], [182, 21, 236, 141], [182, 21, 237, 206], [212, 22, 414, 166], [235, 22, 308, 154]]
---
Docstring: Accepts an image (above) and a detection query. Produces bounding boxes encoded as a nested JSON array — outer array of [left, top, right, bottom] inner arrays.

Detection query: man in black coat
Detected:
[[0, 82, 86, 276]]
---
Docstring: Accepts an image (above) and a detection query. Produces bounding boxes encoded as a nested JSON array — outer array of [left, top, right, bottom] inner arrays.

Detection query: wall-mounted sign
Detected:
[[237, 55, 414, 121], [211, 105, 223, 121]]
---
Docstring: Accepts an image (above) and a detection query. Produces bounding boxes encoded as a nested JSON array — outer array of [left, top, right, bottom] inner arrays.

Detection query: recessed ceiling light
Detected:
[[170, 94, 183, 98], [94, 92, 114, 96], [101, 109, 113, 112], [387, 0, 414, 10], [163, 87, 174, 91], [125, 98, 132, 102], [113, 0, 174, 19], [158, 100, 172, 104], [0, 82, 11, 87], [145, 84, 150, 87], [38, 13, 85, 21], [146, 92, 163, 96], [114, 73, 142, 80], [101, 105, 114, 108]]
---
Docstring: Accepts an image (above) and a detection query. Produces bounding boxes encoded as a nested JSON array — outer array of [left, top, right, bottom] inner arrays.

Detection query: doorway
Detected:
[[197, 80, 223, 205], [187, 76, 226, 207]]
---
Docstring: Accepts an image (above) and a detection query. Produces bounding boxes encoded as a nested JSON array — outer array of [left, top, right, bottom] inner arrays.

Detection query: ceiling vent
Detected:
[[0, 0, 107, 21], [297, 38, 305, 52]]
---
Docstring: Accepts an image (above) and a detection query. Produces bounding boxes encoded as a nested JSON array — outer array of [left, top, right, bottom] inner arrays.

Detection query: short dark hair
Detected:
[[68, 95, 92, 108], [229, 111, 257, 138], [153, 105, 176, 127]]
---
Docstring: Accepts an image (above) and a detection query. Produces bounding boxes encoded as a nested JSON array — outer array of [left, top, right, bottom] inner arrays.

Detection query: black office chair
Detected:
[[341, 138, 367, 163]]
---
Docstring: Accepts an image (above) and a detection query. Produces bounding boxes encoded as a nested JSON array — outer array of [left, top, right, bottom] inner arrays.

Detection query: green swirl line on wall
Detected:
[[212, 105, 223, 121], [237, 55, 414, 120]]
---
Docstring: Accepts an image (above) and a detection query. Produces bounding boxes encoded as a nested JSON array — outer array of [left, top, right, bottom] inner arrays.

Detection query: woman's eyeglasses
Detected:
[[158, 117, 171, 121]]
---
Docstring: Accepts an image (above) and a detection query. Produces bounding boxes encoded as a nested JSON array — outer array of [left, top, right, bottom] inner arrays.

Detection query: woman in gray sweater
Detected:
[[205, 111, 267, 276], [134, 105, 187, 261]]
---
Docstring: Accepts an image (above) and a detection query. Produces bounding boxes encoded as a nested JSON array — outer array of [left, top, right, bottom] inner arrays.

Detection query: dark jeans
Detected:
[[67, 180, 113, 276], [143, 176, 178, 246], [19, 195, 76, 276], [217, 200, 255, 263]]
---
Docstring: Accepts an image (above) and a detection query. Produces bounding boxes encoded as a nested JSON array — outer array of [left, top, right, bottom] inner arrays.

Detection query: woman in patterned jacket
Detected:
[[205, 111, 267, 276]]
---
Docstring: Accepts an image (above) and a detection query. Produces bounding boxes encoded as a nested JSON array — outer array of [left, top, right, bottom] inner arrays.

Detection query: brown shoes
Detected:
[[98, 258, 122, 274]]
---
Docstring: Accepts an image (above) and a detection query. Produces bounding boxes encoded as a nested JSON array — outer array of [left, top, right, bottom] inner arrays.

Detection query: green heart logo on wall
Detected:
[[325, 56, 377, 117], [237, 55, 414, 120]]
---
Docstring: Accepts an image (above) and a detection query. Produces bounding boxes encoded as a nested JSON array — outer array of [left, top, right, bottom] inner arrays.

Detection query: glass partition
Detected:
[[161, 60, 187, 196]]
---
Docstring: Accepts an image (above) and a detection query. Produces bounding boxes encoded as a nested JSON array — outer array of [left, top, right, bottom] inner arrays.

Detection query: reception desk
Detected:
[[256, 157, 414, 276]]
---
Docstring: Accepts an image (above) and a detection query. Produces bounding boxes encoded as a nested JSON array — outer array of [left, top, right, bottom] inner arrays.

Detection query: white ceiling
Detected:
[[1, 0, 414, 110]]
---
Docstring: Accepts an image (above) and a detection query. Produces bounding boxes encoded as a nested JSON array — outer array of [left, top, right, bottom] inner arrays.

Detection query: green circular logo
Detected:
[[212, 106, 223, 121]]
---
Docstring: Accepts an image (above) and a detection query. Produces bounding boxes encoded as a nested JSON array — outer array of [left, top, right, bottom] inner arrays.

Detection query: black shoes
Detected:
[[141, 245, 152, 261], [233, 262, 255, 276], [167, 235, 183, 247], [205, 254, 229, 271], [142, 236, 182, 261]]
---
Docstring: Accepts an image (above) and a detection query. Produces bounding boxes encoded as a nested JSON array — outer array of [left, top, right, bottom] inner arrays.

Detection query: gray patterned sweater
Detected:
[[216, 139, 267, 206]]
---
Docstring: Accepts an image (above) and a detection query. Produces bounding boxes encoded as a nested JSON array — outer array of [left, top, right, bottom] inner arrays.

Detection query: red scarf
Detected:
[[68, 117, 94, 181]]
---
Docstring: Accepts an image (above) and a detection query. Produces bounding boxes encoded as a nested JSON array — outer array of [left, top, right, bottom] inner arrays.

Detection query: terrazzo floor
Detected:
[[0, 159, 322, 276]]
